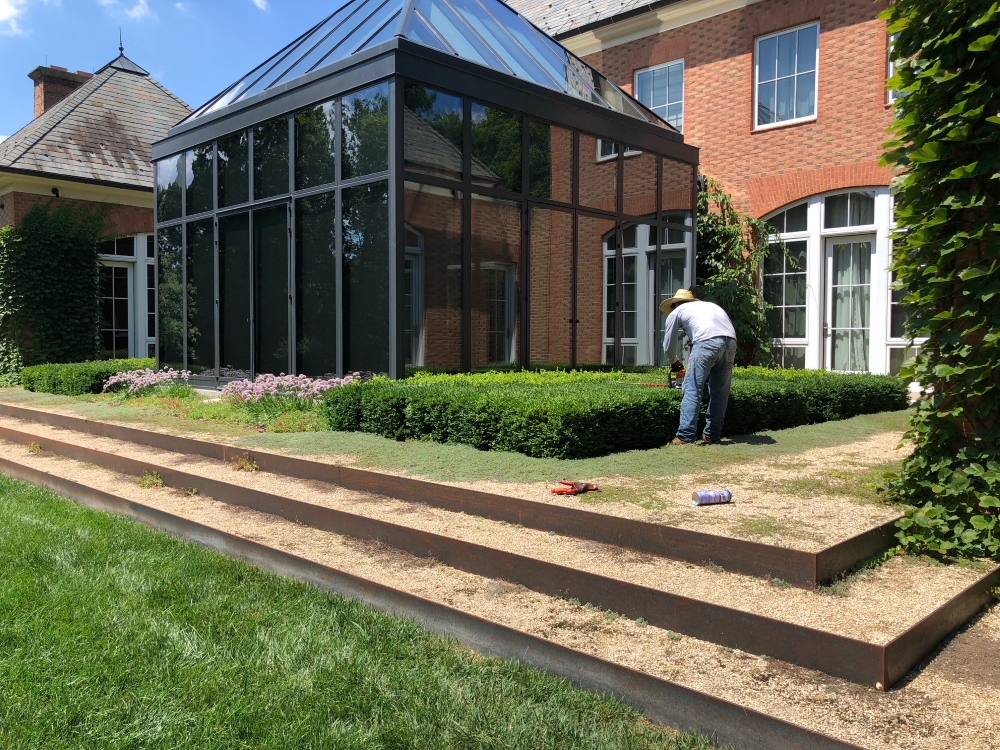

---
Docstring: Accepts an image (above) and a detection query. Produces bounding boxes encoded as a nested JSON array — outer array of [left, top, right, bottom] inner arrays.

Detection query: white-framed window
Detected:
[[887, 32, 900, 103], [596, 140, 641, 162], [635, 59, 684, 131], [403, 225, 425, 367], [764, 202, 810, 369], [754, 23, 819, 129], [145, 235, 156, 359], [483, 263, 517, 364], [824, 191, 875, 229]]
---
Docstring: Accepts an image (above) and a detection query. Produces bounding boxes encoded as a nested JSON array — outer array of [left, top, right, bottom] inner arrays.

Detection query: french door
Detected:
[[99, 264, 133, 359], [825, 236, 874, 372]]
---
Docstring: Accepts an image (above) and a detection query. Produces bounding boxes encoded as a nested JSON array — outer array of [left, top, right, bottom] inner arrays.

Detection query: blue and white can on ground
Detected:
[[692, 489, 733, 506]]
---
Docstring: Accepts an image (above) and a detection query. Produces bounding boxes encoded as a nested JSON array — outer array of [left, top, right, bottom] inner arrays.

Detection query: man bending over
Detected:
[[660, 290, 737, 445]]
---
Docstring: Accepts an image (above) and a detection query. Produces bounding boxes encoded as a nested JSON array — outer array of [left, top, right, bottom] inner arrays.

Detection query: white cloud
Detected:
[[125, 0, 150, 19], [174, 1, 187, 10], [0, 136, 7, 143], [251, 0, 267, 10], [0, 0, 28, 34]]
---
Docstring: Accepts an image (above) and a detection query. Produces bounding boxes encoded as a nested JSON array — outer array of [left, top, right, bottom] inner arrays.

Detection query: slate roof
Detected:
[[403, 108, 499, 185], [0, 55, 191, 191], [506, 0, 684, 39]]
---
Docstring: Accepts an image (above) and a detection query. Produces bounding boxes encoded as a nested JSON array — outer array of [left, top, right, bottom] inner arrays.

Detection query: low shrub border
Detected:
[[21, 358, 154, 396], [323, 369, 909, 459]]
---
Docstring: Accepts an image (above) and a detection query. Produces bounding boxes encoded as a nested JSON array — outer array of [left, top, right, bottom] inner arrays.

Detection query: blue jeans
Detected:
[[676, 336, 737, 443]]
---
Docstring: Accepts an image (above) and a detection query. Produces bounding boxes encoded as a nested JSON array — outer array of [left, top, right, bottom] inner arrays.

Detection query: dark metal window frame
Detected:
[[154, 40, 698, 378]]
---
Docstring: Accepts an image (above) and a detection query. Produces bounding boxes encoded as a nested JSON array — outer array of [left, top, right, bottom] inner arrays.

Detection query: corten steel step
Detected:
[[0, 455, 864, 750], [0, 403, 899, 588], [1, 424, 996, 691]]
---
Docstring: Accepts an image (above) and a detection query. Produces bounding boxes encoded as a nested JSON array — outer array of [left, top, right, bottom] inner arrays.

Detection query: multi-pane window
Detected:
[[635, 60, 684, 130], [604, 229, 638, 365], [766, 202, 808, 234], [596, 140, 641, 162], [889, 346, 919, 376], [99, 266, 130, 359], [887, 33, 900, 103], [830, 240, 872, 372], [98, 237, 136, 257], [890, 271, 906, 340], [755, 23, 819, 128], [486, 266, 515, 364], [403, 226, 424, 367], [774, 346, 806, 369], [824, 191, 875, 228], [764, 240, 807, 341]]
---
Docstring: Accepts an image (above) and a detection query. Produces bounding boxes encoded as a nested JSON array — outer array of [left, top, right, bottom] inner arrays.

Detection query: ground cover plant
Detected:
[[21, 358, 155, 396], [222, 372, 360, 426], [323, 368, 908, 459], [0, 473, 717, 749], [882, 0, 1000, 559]]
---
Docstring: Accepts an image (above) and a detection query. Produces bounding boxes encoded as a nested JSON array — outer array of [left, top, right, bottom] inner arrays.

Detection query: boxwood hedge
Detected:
[[323, 369, 908, 459], [21, 358, 154, 396]]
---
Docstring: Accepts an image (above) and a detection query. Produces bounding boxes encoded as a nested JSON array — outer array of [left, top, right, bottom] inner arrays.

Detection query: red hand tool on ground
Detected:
[[550, 481, 601, 496]]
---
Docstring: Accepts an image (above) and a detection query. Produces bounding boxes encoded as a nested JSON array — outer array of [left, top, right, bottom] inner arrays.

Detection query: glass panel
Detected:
[[757, 81, 776, 126], [784, 307, 805, 338], [579, 134, 617, 212], [621, 344, 636, 366], [528, 120, 572, 202], [186, 220, 216, 376], [623, 150, 657, 219], [785, 203, 808, 232], [605, 256, 616, 344], [157, 226, 184, 370], [343, 180, 390, 374], [657, 253, 686, 365], [833, 243, 852, 284], [342, 81, 390, 180], [668, 63, 683, 102], [786, 239, 808, 269], [99, 266, 130, 359], [296, 193, 338, 377], [764, 246, 784, 276], [529, 207, 573, 366], [219, 213, 251, 380], [832, 329, 850, 371], [785, 346, 805, 369], [797, 25, 818, 73], [155, 155, 182, 222], [766, 307, 782, 339], [413, 0, 508, 71], [451, 0, 556, 87], [796, 71, 816, 118], [852, 284, 870, 328], [471, 102, 522, 192], [764, 275, 783, 306], [146, 264, 156, 338], [785, 274, 806, 306], [834, 287, 851, 328], [663, 160, 694, 215], [776, 77, 795, 122], [850, 192, 875, 226], [891, 304, 906, 339], [254, 118, 290, 200], [253, 205, 290, 375], [357, 11, 401, 52], [184, 145, 213, 216], [777, 31, 796, 78], [333, 0, 400, 59], [403, 182, 463, 370], [856, 242, 872, 284], [147, 235, 155, 259], [825, 194, 850, 228], [666, 103, 683, 130], [404, 82, 464, 181], [217, 132, 249, 208], [577, 214, 615, 365], [295, 101, 337, 191], [471, 194, 520, 368], [852, 330, 869, 372], [757, 36, 777, 82], [407, 12, 453, 53], [621, 255, 637, 339]]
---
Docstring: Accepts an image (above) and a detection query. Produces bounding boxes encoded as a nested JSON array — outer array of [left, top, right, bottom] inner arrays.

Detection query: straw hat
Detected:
[[658, 289, 698, 315]]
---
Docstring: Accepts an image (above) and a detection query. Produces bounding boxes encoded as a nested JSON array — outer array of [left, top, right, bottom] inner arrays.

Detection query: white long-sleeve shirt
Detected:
[[662, 300, 737, 358]]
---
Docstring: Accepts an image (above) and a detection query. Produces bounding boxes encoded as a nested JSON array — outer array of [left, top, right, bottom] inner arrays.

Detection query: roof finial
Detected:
[[119, 28, 124, 55]]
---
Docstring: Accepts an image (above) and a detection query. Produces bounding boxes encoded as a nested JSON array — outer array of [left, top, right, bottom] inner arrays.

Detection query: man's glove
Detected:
[[670, 358, 684, 374]]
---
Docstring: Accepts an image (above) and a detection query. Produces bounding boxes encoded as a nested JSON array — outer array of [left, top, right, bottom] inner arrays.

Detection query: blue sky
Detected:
[[0, 0, 335, 139]]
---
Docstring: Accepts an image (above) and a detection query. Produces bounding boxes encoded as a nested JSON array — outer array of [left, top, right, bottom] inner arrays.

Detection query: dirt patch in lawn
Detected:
[[0, 440, 996, 750]]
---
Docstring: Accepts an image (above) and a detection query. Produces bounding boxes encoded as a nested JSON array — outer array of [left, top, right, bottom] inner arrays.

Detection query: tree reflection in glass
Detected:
[[218, 132, 249, 208], [185, 144, 214, 216], [403, 82, 463, 182], [471, 102, 521, 193], [342, 82, 389, 180], [186, 219, 216, 375], [296, 192, 338, 376], [156, 155, 182, 221], [254, 118, 290, 200], [343, 180, 389, 374], [157, 225, 184, 369], [295, 102, 336, 191]]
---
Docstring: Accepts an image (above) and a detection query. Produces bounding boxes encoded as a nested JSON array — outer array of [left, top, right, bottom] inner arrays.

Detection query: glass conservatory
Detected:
[[151, 0, 699, 383]]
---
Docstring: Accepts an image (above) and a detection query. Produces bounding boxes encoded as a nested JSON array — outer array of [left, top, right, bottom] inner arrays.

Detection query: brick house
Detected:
[[0, 53, 190, 360], [510, 0, 911, 374]]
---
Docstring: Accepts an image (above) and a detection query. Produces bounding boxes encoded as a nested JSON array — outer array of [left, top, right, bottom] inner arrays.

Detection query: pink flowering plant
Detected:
[[103, 368, 192, 398], [222, 373, 360, 425]]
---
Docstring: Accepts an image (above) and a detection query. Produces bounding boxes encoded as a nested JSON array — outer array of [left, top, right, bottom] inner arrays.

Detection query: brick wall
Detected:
[[0, 191, 152, 236], [580, 0, 894, 216]]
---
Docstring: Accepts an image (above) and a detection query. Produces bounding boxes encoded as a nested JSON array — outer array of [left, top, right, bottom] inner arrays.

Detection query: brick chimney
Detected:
[[27, 65, 93, 118]]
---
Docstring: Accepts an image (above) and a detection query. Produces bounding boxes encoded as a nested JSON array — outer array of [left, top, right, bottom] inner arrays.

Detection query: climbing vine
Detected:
[[883, 0, 1000, 558], [0, 205, 106, 376]]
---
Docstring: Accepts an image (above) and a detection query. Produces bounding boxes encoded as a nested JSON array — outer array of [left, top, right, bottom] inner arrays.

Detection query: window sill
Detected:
[[752, 116, 817, 134]]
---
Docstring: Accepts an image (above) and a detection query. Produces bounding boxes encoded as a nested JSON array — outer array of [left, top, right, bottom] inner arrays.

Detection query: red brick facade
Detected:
[[579, 0, 894, 217], [0, 191, 152, 237]]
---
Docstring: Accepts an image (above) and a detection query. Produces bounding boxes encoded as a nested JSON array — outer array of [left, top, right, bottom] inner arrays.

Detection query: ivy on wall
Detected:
[[0, 205, 106, 375], [883, 0, 1000, 557], [695, 179, 776, 367]]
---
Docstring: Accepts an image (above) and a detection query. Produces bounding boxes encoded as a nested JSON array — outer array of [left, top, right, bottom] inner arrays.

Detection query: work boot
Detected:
[[671, 437, 695, 446], [701, 433, 720, 444]]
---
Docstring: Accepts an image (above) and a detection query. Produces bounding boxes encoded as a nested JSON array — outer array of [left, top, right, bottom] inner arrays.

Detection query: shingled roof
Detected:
[[0, 54, 191, 191], [506, 0, 684, 39]]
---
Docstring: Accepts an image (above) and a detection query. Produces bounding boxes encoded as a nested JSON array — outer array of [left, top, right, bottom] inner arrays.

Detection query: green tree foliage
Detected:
[[695, 179, 775, 367], [0, 205, 106, 375], [471, 104, 522, 192], [883, 0, 1000, 558], [343, 84, 389, 180]]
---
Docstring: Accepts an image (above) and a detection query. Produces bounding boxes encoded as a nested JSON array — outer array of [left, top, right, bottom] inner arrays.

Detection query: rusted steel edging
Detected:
[[0, 425, 886, 687], [0, 403, 901, 588], [0, 456, 864, 750]]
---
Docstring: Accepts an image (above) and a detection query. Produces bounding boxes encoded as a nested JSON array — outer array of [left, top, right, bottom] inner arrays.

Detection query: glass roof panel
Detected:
[[181, 0, 661, 127]]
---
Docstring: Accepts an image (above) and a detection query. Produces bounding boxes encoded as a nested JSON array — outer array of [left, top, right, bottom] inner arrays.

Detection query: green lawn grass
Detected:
[[0, 388, 911, 484], [0, 473, 718, 749]]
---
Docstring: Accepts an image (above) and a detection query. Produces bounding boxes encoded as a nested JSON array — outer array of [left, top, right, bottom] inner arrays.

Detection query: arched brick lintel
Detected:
[[746, 161, 895, 218]]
